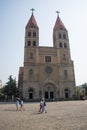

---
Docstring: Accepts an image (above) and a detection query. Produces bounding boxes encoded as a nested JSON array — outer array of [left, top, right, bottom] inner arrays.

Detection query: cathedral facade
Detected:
[[18, 10, 76, 101]]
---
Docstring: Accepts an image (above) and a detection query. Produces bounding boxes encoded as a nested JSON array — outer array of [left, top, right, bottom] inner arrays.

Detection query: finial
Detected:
[[56, 10, 60, 17], [30, 8, 35, 15]]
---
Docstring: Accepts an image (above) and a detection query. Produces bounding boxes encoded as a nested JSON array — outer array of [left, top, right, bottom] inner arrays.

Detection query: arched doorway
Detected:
[[44, 83, 55, 100], [28, 88, 33, 99], [64, 88, 69, 99]]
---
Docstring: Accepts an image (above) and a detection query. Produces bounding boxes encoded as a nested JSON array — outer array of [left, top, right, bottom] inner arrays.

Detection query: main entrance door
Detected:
[[45, 92, 49, 99], [44, 83, 55, 100], [45, 91, 54, 99], [50, 92, 54, 99]]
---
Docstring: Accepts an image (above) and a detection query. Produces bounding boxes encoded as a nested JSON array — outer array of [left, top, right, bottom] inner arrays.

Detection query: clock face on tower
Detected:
[[45, 66, 52, 74]]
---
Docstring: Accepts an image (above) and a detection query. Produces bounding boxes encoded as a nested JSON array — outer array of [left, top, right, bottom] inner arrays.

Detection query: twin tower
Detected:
[[18, 9, 76, 101]]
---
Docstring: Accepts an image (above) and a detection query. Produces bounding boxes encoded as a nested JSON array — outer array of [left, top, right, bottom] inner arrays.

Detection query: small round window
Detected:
[[45, 66, 52, 74]]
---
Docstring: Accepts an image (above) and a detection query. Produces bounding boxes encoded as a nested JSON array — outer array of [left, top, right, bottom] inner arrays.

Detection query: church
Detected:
[[18, 9, 76, 101]]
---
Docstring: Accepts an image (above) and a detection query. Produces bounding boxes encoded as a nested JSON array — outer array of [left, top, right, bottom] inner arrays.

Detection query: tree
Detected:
[[75, 86, 81, 99], [3, 75, 18, 100], [82, 83, 87, 96], [0, 87, 4, 100], [75, 85, 85, 100]]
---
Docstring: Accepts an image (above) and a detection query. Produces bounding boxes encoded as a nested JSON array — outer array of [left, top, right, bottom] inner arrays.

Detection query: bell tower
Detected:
[[53, 11, 71, 64], [25, 8, 39, 47]]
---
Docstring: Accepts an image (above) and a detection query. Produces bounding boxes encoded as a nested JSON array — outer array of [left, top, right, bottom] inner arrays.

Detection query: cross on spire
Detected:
[[56, 10, 60, 17], [30, 8, 35, 15]]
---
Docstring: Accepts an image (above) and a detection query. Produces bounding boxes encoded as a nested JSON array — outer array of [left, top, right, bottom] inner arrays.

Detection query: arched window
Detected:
[[28, 31, 31, 37], [63, 54, 66, 60], [28, 41, 31, 46], [29, 69, 33, 75], [58, 33, 61, 39], [63, 34, 66, 39], [29, 52, 33, 59], [64, 70, 68, 78], [59, 42, 62, 48], [33, 32, 36, 37], [64, 43, 67, 48], [33, 41, 36, 46]]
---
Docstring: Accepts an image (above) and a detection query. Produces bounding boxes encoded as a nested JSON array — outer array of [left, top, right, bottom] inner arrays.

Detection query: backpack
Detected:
[[44, 101, 46, 106]]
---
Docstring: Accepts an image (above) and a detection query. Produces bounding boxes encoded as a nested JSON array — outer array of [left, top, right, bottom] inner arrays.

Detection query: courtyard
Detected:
[[0, 100, 87, 130]]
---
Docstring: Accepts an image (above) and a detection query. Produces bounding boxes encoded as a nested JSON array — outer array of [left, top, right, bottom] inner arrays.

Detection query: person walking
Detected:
[[16, 98, 19, 111], [19, 98, 25, 111], [39, 98, 47, 113], [43, 98, 47, 113], [39, 99, 43, 113]]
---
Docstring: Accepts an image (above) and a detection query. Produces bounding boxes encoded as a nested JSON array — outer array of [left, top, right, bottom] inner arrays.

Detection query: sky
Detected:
[[0, 0, 87, 86]]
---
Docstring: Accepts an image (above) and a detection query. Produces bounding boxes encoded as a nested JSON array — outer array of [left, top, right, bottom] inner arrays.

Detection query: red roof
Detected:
[[53, 16, 67, 30], [26, 13, 38, 28]]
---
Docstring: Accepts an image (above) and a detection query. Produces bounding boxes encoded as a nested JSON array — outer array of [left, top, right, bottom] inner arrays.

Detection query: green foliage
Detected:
[[75, 83, 87, 100], [0, 87, 4, 100], [82, 83, 87, 96], [2, 75, 18, 100]]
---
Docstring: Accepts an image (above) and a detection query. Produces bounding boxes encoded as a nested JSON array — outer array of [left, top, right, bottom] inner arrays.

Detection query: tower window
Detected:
[[29, 69, 33, 75], [64, 70, 68, 78], [31, 24, 34, 28], [33, 32, 36, 37], [59, 42, 62, 48], [28, 32, 31, 37], [28, 41, 31, 46], [64, 43, 67, 48], [58, 33, 61, 39], [63, 34, 66, 39], [33, 41, 36, 46], [63, 54, 66, 60], [45, 56, 51, 63], [29, 52, 33, 59]]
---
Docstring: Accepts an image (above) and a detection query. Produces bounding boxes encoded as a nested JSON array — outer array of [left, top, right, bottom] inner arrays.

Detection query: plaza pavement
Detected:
[[0, 100, 87, 130]]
